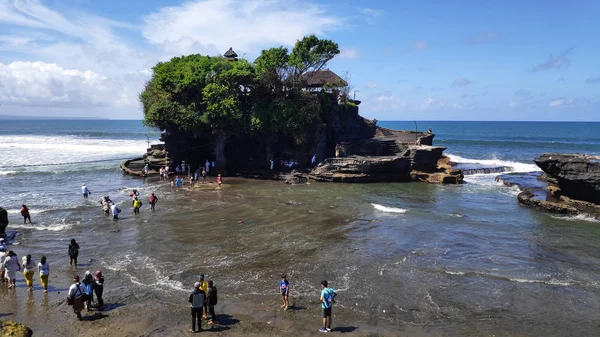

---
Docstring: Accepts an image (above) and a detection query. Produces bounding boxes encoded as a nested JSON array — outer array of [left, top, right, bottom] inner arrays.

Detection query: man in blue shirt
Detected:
[[319, 280, 337, 332], [278, 274, 290, 310]]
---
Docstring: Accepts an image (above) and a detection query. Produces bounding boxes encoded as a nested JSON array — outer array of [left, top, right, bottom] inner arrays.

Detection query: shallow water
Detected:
[[2, 120, 600, 335]]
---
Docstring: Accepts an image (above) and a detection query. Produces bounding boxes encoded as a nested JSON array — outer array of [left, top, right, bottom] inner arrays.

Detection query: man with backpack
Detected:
[[207, 280, 218, 325], [188, 281, 206, 333], [319, 280, 337, 333]]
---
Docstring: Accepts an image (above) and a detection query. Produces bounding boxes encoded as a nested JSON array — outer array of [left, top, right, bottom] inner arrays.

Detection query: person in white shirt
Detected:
[[22, 254, 36, 292], [38, 255, 50, 293], [144, 164, 149, 176], [81, 184, 91, 199], [4, 250, 20, 289], [68, 275, 86, 320], [110, 203, 121, 220]]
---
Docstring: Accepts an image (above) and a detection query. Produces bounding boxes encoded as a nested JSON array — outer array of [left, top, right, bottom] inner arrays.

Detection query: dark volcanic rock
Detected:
[[0, 207, 8, 236], [285, 171, 309, 185], [517, 190, 580, 215], [534, 154, 600, 205], [309, 156, 412, 183]]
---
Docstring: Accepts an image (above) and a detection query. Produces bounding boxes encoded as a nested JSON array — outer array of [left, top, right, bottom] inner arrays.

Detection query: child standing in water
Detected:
[[279, 274, 290, 310], [38, 255, 50, 292], [216, 174, 222, 189], [149, 193, 158, 211]]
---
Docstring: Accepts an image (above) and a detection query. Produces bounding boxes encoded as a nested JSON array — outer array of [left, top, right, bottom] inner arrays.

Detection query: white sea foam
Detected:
[[508, 278, 572, 286], [8, 223, 73, 231], [0, 170, 17, 176], [551, 214, 600, 223], [372, 203, 407, 214], [448, 154, 540, 174]]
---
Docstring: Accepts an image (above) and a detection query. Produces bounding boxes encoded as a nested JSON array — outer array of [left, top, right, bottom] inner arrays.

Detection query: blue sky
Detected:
[[0, 0, 598, 121]]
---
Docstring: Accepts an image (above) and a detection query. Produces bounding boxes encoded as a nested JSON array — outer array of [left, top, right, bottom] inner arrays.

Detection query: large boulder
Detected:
[[534, 154, 600, 205], [0, 320, 33, 337], [309, 156, 412, 183], [0, 207, 8, 236]]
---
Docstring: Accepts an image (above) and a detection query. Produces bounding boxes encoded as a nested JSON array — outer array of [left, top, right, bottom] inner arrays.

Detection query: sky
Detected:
[[0, 0, 599, 121]]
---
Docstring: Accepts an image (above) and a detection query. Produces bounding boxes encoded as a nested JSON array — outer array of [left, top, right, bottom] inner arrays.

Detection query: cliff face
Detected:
[[534, 154, 600, 205]]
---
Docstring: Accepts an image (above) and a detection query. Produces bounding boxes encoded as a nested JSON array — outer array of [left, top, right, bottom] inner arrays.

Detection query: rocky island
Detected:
[[503, 153, 600, 218], [124, 35, 461, 184]]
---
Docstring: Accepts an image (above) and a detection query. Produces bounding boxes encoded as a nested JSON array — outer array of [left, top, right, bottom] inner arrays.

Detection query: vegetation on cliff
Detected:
[[140, 35, 343, 150]]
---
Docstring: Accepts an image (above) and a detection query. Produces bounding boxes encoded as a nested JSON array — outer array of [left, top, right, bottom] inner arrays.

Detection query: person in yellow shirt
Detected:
[[198, 274, 209, 318], [133, 196, 142, 214]]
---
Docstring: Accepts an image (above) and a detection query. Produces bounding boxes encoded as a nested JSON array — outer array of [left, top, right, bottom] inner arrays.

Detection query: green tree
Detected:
[[288, 35, 340, 77]]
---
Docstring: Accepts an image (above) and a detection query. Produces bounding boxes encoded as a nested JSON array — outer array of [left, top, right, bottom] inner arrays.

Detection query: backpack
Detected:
[[192, 291, 206, 309], [69, 244, 78, 256], [324, 288, 334, 306]]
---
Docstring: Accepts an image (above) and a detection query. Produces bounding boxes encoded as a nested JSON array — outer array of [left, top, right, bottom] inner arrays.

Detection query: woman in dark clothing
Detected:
[[207, 280, 218, 324], [68, 239, 80, 267], [94, 270, 105, 309]]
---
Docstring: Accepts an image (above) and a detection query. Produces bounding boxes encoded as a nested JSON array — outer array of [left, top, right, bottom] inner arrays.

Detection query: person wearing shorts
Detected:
[[319, 280, 337, 333], [279, 274, 290, 310]]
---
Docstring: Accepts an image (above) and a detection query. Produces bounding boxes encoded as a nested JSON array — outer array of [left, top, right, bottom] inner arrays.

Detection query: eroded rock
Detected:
[[0, 320, 33, 337]]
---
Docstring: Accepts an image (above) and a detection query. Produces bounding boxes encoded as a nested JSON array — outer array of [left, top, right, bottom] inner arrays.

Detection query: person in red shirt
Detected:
[[216, 174, 222, 189], [20, 204, 31, 224]]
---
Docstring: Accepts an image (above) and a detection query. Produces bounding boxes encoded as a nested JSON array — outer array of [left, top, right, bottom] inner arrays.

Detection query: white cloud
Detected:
[[338, 48, 359, 59], [376, 95, 394, 101], [366, 82, 378, 89], [420, 97, 445, 111], [548, 99, 574, 108], [452, 78, 472, 87], [0, 61, 139, 107], [142, 0, 344, 56], [359, 8, 382, 17]]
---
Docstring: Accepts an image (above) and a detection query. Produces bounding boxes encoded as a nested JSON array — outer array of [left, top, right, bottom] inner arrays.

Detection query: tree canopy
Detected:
[[141, 35, 342, 146]]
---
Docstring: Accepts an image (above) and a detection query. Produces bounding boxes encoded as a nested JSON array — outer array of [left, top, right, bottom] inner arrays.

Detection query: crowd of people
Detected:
[[2, 162, 343, 333]]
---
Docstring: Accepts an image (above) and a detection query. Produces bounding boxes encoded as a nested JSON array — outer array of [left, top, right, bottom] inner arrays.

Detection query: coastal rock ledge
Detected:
[[534, 153, 600, 205], [515, 153, 600, 219], [0, 320, 33, 337]]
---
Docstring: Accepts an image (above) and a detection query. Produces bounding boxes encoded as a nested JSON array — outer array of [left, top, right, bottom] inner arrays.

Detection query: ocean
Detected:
[[1, 120, 600, 336]]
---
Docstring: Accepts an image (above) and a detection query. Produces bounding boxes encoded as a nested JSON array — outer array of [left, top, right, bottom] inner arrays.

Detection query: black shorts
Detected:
[[322, 307, 332, 318]]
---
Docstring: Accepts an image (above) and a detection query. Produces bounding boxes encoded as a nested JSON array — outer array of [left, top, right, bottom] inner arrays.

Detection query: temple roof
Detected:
[[224, 47, 238, 58], [302, 69, 348, 88]]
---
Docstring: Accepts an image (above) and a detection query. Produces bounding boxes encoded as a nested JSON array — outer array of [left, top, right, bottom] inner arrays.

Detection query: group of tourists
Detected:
[[68, 270, 105, 320], [187, 274, 219, 333], [1, 237, 106, 320]]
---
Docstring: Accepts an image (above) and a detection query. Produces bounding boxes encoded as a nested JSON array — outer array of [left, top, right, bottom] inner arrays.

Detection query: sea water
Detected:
[[1, 120, 600, 336]]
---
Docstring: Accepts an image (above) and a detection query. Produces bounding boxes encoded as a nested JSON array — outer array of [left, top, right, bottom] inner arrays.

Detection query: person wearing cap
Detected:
[[279, 274, 290, 310], [188, 281, 206, 333], [94, 270, 105, 309], [198, 274, 209, 318], [68, 275, 86, 320], [81, 184, 91, 199]]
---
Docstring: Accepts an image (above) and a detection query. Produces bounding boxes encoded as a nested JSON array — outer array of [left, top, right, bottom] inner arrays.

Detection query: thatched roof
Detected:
[[302, 69, 347, 88], [224, 47, 238, 58]]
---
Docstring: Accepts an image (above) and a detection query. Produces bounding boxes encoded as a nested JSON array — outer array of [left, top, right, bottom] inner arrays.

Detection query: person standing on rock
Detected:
[[68, 275, 86, 320], [68, 239, 80, 267], [81, 184, 91, 199], [319, 280, 337, 333], [188, 281, 206, 333], [4, 250, 20, 289], [22, 253, 36, 292], [202, 168, 207, 183], [20, 204, 32, 224], [38, 255, 50, 293]]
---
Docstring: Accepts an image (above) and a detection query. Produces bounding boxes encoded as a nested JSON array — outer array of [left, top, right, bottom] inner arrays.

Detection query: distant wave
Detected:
[[0, 171, 17, 176], [372, 203, 407, 214], [448, 154, 540, 174], [438, 138, 600, 147]]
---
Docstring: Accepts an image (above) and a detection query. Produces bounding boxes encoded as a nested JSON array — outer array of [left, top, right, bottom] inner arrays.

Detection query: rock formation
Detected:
[[0, 320, 33, 337], [534, 154, 600, 205], [0, 207, 8, 237]]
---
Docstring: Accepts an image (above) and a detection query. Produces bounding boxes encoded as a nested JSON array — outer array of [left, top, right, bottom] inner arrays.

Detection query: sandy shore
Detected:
[[0, 264, 441, 337]]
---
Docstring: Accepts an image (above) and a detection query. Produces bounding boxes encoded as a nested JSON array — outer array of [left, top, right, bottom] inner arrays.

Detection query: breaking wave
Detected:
[[372, 203, 407, 214]]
